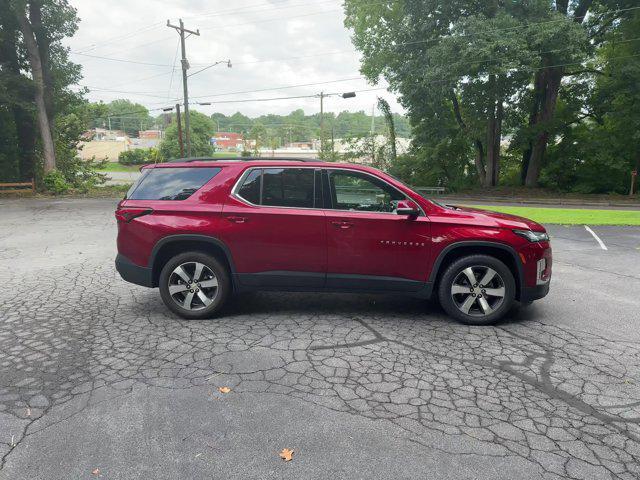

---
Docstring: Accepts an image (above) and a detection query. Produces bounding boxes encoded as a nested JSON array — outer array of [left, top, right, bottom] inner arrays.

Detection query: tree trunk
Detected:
[[15, 5, 56, 173], [521, 71, 543, 183], [485, 75, 503, 187], [29, 0, 54, 125], [492, 96, 503, 186], [474, 140, 487, 185], [525, 66, 563, 187], [450, 89, 489, 186]]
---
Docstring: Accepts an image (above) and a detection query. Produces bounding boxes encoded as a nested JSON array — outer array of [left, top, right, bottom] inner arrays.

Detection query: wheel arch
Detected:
[[149, 235, 237, 289], [429, 241, 523, 300]]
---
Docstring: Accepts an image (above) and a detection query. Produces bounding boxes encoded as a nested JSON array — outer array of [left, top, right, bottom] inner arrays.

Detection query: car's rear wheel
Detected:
[[437, 255, 515, 325], [159, 252, 230, 319]]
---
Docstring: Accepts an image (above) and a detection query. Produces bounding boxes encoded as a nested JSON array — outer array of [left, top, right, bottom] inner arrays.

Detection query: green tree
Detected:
[[343, 0, 630, 188], [159, 111, 214, 160], [1, 0, 82, 182], [4, 0, 81, 175], [249, 122, 267, 154], [540, 8, 640, 194]]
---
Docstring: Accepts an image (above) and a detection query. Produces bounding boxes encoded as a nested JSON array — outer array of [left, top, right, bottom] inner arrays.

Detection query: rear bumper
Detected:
[[115, 254, 153, 288], [520, 282, 550, 303]]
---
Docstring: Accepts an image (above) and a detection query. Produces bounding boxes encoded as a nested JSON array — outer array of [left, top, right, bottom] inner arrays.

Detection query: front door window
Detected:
[[328, 170, 406, 213]]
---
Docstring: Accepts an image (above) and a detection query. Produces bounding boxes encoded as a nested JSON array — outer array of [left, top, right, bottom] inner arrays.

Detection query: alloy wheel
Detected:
[[168, 262, 219, 311], [450, 265, 506, 317]]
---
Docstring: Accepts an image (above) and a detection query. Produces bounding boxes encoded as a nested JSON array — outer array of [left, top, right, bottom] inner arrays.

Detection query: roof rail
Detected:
[[167, 156, 323, 163]]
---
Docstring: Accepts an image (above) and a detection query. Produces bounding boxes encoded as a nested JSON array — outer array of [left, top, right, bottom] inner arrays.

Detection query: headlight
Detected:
[[513, 229, 549, 242]]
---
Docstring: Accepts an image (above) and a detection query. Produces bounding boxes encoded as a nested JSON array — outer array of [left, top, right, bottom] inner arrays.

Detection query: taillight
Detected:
[[115, 207, 153, 223]]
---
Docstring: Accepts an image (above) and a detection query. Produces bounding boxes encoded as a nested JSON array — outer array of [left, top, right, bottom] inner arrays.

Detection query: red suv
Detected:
[[115, 158, 551, 325]]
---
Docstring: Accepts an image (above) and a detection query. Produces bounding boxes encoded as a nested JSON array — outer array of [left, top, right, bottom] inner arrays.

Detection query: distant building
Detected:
[[130, 138, 160, 150], [256, 136, 412, 164], [139, 130, 163, 140], [78, 128, 163, 161], [284, 141, 314, 150], [212, 132, 244, 151], [84, 128, 128, 142]]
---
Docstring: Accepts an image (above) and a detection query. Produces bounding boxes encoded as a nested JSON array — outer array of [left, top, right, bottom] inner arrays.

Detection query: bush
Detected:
[[43, 170, 70, 194], [119, 148, 158, 165]]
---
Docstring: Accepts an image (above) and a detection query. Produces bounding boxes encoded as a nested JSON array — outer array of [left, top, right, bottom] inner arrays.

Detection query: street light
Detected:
[[318, 91, 356, 153], [188, 59, 232, 78]]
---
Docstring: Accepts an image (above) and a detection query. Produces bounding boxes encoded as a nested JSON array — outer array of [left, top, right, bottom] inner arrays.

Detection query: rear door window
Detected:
[[236, 168, 317, 208], [126, 167, 221, 200]]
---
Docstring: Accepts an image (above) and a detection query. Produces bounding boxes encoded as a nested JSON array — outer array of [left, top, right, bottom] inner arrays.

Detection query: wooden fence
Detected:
[[0, 179, 35, 194]]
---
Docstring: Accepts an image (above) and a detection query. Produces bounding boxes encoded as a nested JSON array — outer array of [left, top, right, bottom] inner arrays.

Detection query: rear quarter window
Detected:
[[126, 167, 221, 200]]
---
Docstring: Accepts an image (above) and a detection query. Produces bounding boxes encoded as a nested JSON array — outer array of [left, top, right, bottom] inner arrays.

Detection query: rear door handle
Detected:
[[331, 221, 354, 229], [226, 216, 248, 224]]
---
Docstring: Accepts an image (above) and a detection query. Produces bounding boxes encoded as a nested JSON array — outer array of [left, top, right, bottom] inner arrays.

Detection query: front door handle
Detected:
[[226, 216, 248, 224], [331, 221, 354, 229]]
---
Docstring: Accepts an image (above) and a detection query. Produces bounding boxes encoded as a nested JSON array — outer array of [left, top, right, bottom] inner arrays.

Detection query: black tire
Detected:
[[437, 254, 516, 326], [159, 251, 231, 320]]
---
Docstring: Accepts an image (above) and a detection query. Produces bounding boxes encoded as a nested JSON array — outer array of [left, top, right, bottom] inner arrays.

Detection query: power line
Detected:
[[73, 23, 165, 54], [71, 0, 297, 53], [107, 70, 177, 89], [70, 52, 175, 67], [188, 76, 365, 101], [81, 51, 640, 123], [190, 0, 335, 21], [198, 8, 341, 31], [71, 0, 340, 58], [167, 39, 181, 101], [80, 87, 174, 99]]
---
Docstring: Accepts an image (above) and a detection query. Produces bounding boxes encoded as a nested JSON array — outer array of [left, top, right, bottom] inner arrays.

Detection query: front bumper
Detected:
[[115, 254, 154, 288], [520, 282, 550, 303]]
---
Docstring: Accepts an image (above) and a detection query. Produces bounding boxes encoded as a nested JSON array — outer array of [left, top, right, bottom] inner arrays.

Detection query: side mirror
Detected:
[[396, 200, 420, 217]]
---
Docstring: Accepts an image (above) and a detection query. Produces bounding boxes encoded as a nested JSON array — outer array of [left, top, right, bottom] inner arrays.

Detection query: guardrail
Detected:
[[415, 187, 446, 196], [334, 186, 446, 195], [0, 179, 35, 194]]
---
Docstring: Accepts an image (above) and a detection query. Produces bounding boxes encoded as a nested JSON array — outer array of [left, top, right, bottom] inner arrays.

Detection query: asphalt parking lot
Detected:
[[1, 198, 640, 480]]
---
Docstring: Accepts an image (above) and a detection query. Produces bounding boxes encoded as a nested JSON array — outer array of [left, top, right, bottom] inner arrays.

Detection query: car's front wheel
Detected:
[[437, 255, 515, 325], [159, 252, 230, 319]]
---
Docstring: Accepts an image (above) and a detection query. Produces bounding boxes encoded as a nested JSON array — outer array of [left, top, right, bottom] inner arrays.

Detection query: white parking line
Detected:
[[584, 225, 608, 250]]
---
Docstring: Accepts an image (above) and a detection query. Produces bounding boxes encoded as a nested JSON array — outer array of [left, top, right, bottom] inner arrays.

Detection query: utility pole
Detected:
[[167, 19, 200, 157], [175, 103, 184, 158], [319, 91, 325, 154], [371, 104, 376, 165]]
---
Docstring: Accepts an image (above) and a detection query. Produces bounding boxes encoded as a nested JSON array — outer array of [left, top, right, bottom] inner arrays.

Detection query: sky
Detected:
[[66, 0, 404, 119]]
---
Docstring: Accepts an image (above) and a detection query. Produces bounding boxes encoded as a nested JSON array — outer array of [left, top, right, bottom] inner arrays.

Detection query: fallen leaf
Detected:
[[91, 468, 100, 476], [218, 386, 231, 394], [279, 448, 294, 462]]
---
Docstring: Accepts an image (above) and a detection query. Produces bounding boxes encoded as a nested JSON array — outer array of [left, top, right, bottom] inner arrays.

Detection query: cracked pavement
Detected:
[[1, 198, 640, 479]]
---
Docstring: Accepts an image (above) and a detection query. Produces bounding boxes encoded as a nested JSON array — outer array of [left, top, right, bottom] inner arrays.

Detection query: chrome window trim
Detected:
[[231, 165, 426, 217]]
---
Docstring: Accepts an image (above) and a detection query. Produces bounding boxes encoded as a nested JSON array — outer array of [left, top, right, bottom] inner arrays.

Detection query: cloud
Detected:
[[67, 0, 403, 118]]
